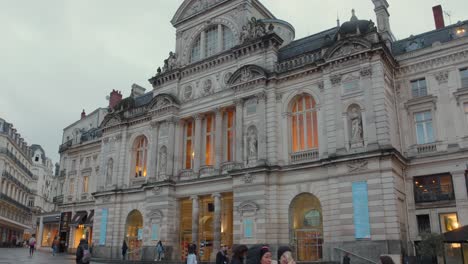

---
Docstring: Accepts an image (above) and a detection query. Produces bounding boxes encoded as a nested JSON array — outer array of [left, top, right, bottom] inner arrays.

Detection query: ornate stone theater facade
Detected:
[[56, 0, 468, 262]]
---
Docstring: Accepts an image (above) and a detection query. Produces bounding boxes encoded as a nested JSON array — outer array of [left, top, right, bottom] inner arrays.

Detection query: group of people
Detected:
[[121, 240, 165, 261], [186, 243, 296, 264]]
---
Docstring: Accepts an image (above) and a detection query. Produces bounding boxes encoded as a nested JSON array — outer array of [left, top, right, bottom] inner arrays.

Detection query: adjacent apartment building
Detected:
[[55, 0, 468, 262]]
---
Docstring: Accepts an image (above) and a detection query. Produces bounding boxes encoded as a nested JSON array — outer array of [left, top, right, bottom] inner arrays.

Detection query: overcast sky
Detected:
[[1, 0, 466, 163]]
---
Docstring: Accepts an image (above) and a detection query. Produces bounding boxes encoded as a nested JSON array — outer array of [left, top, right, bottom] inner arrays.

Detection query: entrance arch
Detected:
[[289, 193, 323, 261], [125, 210, 143, 260]]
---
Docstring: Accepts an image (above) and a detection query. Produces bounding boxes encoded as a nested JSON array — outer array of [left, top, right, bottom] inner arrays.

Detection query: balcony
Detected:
[[0, 193, 31, 212], [179, 169, 195, 181], [2, 171, 32, 194], [0, 148, 34, 178], [53, 195, 64, 205], [417, 142, 438, 154], [220, 162, 242, 174], [290, 149, 319, 164], [58, 140, 72, 153], [414, 184, 455, 203], [60, 170, 66, 177], [199, 166, 215, 177]]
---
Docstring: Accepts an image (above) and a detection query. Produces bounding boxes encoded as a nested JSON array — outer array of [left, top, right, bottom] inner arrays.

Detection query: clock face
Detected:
[[184, 86, 192, 100]]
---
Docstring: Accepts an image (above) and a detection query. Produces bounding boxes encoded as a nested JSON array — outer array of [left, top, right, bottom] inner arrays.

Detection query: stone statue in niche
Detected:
[[163, 52, 177, 72], [105, 158, 113, 185], [158, 146, 167, 179], [349, 106, 363, 145], [247, 126, 258, 158]]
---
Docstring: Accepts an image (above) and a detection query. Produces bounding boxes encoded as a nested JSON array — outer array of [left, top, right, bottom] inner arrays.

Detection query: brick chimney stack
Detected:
[[109, 89, 123, 109], [81, 109, 86, 119], [433, 5, 445, 30]]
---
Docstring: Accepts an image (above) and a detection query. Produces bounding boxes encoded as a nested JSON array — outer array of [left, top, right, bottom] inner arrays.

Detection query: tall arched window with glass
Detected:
[[184, 120, 195, 169], [134, 136, 148, 177], [291, 94, 318, 153], [190, 25, 235, 63]]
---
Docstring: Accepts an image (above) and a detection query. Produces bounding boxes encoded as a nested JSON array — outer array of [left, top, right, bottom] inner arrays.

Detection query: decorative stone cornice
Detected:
[[434, 70, 449, 85], [398, 50, 468, 75]]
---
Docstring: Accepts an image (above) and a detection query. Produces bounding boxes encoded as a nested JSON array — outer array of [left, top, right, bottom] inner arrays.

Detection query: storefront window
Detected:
[[41, 223, 59, 247], [439, 213, 459, 233]]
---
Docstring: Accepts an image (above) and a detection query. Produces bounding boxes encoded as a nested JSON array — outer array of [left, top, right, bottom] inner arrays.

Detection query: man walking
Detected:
[[216, 244, 229, 264]]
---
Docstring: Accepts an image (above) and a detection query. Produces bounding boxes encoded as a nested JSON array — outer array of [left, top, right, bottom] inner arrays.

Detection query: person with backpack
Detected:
[[28, 235, 36, 257], [155, 240, 165, 261], [76, 238, 91, 264]]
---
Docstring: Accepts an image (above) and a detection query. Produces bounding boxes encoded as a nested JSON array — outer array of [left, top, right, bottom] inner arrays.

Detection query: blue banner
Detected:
[[352, 182, 371, 239], [151, 224, 159, 240], [99, 208, 108, 245], [244, 219, 253, 238]]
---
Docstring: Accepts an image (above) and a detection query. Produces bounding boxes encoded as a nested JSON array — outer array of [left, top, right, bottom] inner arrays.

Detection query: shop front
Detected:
[[69, 210, 93, 252], [58, 211, 71, 253], [36, 214, 60, 247], [444, 225, 468, 264]]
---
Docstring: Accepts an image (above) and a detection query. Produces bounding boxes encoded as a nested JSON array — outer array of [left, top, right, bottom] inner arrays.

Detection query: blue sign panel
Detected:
[[151, 224, 159, 240], [138, 228, 143, 240], [99, 208, 108, 245], [244, 219, 253, 238], [352, 182, 371, 239]]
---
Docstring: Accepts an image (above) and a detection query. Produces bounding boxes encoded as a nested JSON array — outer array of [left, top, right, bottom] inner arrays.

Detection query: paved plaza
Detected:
[[0, 248, 106, 264]]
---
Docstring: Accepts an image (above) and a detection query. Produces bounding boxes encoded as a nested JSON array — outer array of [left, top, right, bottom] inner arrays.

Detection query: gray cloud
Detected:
[[0, 0, 466, 163]]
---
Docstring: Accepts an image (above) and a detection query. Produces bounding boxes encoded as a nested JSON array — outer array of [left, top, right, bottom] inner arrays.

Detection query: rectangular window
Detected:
[[184, 120, 194, 169], [204, 114, 214, 166], [439, 213, 459, 233], [411, 79, 427, 98], [69, 178, 75, 195], [83, 176, 89, 193], [415, 111, 434, 144], [226, 110, 235, 162], [460, 68, 468, 88], [191, 37, 200, 63], [417, 214, 431, 235], [413, 174, 454, 203], [205, 26, 218, 57]]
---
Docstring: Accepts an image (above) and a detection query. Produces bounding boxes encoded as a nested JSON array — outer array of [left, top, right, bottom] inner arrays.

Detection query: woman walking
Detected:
[[28, 235, 36, 257], [231, 245, 248, 264]]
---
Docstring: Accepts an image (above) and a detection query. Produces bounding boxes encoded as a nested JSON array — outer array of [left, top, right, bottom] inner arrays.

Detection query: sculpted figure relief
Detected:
[[105, 158, 113, 185], [159, 146, 167, 178], [349, 106, 363, 142], [247, 126, 258, 158]]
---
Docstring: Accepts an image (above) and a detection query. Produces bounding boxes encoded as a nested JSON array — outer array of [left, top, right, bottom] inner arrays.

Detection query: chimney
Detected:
[[131, 84, 146, 97], [81, 109, 86, 119], [109, 89, 123, 109], [433, 5, 445, 29]]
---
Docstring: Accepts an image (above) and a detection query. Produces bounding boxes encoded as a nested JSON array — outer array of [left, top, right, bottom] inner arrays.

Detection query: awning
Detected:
[[71, 211, 88, 225], [84, 210, 94, 226], [444, 225, 468, 243]]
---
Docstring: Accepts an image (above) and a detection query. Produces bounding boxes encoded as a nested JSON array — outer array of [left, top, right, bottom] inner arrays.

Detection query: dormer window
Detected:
[[190, 25, 235, 63]]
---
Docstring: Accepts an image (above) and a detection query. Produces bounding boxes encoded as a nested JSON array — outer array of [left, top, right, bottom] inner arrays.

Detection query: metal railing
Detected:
[[2, 171, 32, 194], [0, 148, 33, 178], [0, 193, 31, 212], [334, 247, 378, 264], [414, 184, 455, 203], [290, 149, 319, 163]]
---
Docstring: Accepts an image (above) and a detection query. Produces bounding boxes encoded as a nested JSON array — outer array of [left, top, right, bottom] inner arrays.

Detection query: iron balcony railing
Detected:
[[1, 171, 32, 194], [414, 184, 455, 203], [0, 193, 31, 212], [0, 148, 33, 178]]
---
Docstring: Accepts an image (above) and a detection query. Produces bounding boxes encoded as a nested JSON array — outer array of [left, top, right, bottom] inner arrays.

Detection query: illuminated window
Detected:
[[411, 78, 427, 98], [82, 176, 89, 193], [69, 178, 75, 195], [133, 136, 148, 177], [440, 213, 459, 233], [415, 111, 434, 144], [184, 120, 195, 169], [203, 114, 215, 166], [413, 174, 454, 203], [291, 94, 318, 152], [225, 110, 235, 162]]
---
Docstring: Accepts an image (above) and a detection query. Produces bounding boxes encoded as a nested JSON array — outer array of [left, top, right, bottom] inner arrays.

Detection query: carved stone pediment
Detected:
[[237, 201, 259, 217], [172, 0, 229, 25], [148, 93, 180, 114], [228, 65, 268, 90], [147, 209, 164, 222], [324, 38, 371, 60], [101, 114, 122, 128]]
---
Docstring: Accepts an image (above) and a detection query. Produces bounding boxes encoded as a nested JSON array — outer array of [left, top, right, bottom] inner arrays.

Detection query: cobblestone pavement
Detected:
[[0, 248, 105, 264]]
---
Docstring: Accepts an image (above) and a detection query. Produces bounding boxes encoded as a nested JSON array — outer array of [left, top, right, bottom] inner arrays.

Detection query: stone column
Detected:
[[193, 115, 203, 174], [150, 121, 160, 182], [234, 100, 244, 165], [167, 118, 176, 178], [173, 119, 184, 176], [191, 195, 199, 247], [257, 92, 267, 163], [37, 215, 44, 248], [214, 109, 223, 173], [212, 193, 222, 256]]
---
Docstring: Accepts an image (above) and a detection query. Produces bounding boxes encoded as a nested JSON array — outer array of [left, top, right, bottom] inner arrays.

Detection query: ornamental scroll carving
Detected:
[[434, 71, 449, 85]]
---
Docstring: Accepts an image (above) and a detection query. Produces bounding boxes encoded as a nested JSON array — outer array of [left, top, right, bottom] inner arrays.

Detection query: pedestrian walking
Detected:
[[12, 235, 17, 248], [277, 246, 295, 264], [155, 240, 165, 261], [247, 245, 272, 264], [187, 243, 197, 264], [343, 253, 350, 264], [231, 245, 248, 264], [122, 240, 128, 260], [28, 235, 36, 257], [216, 244, 229, 264], [76, 238, 91, 264], [52, 237, 60, 256]]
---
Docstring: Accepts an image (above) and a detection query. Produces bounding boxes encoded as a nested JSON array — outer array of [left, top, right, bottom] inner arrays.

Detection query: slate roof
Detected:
[[134, 92, 154, 108], [392, 20, 468, 56], [278, 27, 339, 61]]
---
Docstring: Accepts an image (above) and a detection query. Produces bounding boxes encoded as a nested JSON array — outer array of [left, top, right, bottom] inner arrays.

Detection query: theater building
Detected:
[[55, 0, 468, 262]]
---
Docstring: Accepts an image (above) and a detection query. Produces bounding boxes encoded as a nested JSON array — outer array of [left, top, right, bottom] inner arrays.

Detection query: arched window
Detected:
[[190, 25, 235, 63], [133, 136, 148, 178], [291, 94, 318, 152]]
